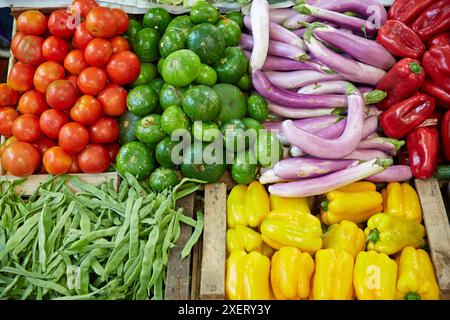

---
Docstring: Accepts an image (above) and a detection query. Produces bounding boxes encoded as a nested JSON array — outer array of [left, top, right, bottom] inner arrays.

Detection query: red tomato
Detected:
[[0, 107, 19, 137], [111, 9, 129, 35], [14, 35, 45, 66], [64, 50, 88, 75], [69, 153, 81, 173], [33, 136, 57, 155], [43, 146, 72, 175], [73, 22, 94, 50], [12, 114, 42, 142], [46, 80, 78, 110], [97, 85, 127, 116], [58, 122, 89, 152], [71, 0, 99, 18], [17, 10, 47, 36], [7, 62, 35, 92], [33, 61, 65, 93], [11, 32, 25, 56], [39, 109, 69, 139], [78, 144, 110, 173], [109, 36, 130, 54], [65, 74, 79, 94], [42, 36, 70, 63], [18, 90, 49, 115], [85, 7, 118, 38], [1, 141, 40, 176], [48, 9, 75, 38], [106, 142, 120, 163], [77, 67, 107, 96], [106, 51, 140, 85], [0, 136, 18, 157], [0, 84, 20, 107], [84, 38, 112, 67], [70, 95, 101, 125], [89, 117, 119, 144]]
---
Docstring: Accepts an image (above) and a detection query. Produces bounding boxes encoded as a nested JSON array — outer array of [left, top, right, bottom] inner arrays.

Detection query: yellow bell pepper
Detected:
[[312, 249, 354, 300], [255, 241, 276, 258], [384, 182, 422, 223], [270, 247, 314, 300], [322, 220, 365, 258], [338, 181, 377, 192], [226, 225, 262, 254], [260, 210, 322, 253], [365, 213, 426, 255], [396, 247, 440, 300], [353, 251, 398, 300], [320, 189, 383, 225], [245, 181, 270, 227], [227, 185, 248, 228], [226, 250, 272, 300], [269, 194, 310, 214]]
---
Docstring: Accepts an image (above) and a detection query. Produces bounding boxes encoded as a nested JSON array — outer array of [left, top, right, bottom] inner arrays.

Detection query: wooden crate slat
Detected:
[[200, 183, 226, 300], [415, 178, 450, 299], [0, 172, 119, 195], [165, 193, 195, 300]]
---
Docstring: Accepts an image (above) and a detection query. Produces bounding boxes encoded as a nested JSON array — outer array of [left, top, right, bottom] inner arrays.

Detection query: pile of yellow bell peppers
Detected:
[[225, 180, 440, 300]]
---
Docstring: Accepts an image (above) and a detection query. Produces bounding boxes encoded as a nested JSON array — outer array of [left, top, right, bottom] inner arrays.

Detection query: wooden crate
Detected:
[[198, 179, 450, 300]]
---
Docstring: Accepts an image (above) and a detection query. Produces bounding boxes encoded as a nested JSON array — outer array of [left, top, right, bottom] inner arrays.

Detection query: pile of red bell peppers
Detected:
[[376, 0, 450, 179]]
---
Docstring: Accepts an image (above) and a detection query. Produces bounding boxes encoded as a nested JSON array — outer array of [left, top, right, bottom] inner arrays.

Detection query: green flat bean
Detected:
[[104, 235, 129, 279], [26, 277, 70, 296], [46, 202, 75, 253], [115, 196, 134, 246], [11, 228, 37, 258], [90, 257, 104, 277], [0, 275, 20, 299], [1, 266, 55, 280], [181, 211, 204, 260], [38, 204, 48, 271], [148, 248, 163, 289], [21, 283, 34, 300], [80, 210, 91, 237], [129, 197, 142, 259], [125, 172, 147, 197], [118, 179, 129, 202], [68, 227, 119, 251], [136, 227, 159, 300], [0, 214, 39, 260]]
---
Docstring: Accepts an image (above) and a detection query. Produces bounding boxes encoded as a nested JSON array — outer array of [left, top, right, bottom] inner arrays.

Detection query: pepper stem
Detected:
[[320, 199, 329, 212], [409, 62, 423, 75], [405, 292, 421, 300], [367, 228, 380, 244]]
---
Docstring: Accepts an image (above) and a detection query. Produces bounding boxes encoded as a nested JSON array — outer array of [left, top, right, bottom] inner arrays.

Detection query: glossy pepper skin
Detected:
[[353, 251, 398, 300], [320, 188, 383, 225], [270, 247, 314, 300], [245, 181, 270, 227], [226, 250, 272, 300], [312, 249, 354, 300], [226, 225, 263, 254], [442, 110, 450, 161], [411, 0, 450, 41], [384, 182, 422, 223], [421, 81, 450, 109], [407, 127, 439, 179], [428, 32, 450, 48], [323, 220, 365, 258], [376, 58, 426, 110], [365, 213, 426, 255], [423, 46, 450, 92], [380, 93, 435, 139], [227, 185, 248, 228], [376, 20, 425, 60], [388, 0, 438, 24], [269, 194, 310, 214], [396, 247, 440, 300], [260, 210, 322, 253]]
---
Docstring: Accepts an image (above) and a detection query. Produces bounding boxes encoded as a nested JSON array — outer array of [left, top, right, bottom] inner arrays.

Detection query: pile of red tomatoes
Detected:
[[0, 0, 140, 177]]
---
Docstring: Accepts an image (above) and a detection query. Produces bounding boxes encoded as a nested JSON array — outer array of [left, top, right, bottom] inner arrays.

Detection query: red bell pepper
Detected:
[[423, 46, 450, 92], [428, 32, 450, 48], [388, 0, 438, 24], [421, 81, 450, 109], [418, 111, 442, 128], [381, 93, 435, 139], [411, 0, 450, 41], [376, 20, 425, 60], [407, 127, 439, 179], [376, 58, 426, 110], [441, 110, 450, 161]]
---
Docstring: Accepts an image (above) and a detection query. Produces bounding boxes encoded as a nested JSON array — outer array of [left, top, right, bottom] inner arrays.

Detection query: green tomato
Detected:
[[161, 105, 190, 135], [247, 94, 269, 123], [195, 64, 217, 86]]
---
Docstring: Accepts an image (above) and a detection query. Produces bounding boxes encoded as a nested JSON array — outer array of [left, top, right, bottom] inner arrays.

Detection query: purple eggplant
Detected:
[[269, 8, 298, 23], [274, 158, 357, 179], [365, 165, 413, 183], [252, 70, 348, 109], [240, 34, 308, 61], [265, 70, 345, 89], [367, 106, 382, 118], [358, 86, 374, 94], [249, 0, 270, 71], [313, 25, 395, 69], [344, 149, 392, 161], [268, 158, 392, 197], [302, 30, 386, 85], [357, 137, 405, 155], [293, 28, 307, 37], [259, 168, 290, 185], [361, 116, 379, 139], [244, 16, 306, 50], [264, 115, 341, 132], [283, 13, 315, 30], [282, 84, 364, 159], [268, 101, 345, 118]]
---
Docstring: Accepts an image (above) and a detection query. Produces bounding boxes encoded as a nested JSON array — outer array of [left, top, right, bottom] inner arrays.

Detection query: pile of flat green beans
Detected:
[[0, 173, 204, 300]]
